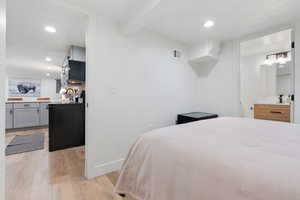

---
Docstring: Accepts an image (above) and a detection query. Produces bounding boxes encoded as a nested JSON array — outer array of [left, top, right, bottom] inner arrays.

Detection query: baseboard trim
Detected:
[[88, 159, 125, 179]]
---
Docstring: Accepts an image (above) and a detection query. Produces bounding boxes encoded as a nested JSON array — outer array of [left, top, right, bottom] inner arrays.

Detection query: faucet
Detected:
[[279, 94, 283, 104]]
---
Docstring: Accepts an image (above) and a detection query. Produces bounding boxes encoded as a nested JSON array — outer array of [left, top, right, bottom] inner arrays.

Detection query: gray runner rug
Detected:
[[6, 133, 44, 156]]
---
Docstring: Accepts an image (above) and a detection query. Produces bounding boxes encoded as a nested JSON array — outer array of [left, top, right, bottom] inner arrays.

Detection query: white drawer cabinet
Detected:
[[14, 102, 39, 109], [40, 103, 49, 126], [5, 103, 13, 129], [6, 102, 50, 129], [14, 108, 40, 128]]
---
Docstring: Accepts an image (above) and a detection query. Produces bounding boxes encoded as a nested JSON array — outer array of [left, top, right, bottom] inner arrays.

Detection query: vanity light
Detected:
[[203, 20, 215, 28], [263, 56, 273, 66], [277, 52, 288, 65], [263, 51, 290, 66], [44, 26, 56, 33], [277, 56, 286, 65]]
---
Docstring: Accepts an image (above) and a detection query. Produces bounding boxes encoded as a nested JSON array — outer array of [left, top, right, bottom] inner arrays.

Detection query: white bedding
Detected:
[[115, 117, 300, 200]]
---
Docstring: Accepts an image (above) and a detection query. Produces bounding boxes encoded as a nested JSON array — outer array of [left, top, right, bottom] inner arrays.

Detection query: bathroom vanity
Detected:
[[254, 104, 291, 123]]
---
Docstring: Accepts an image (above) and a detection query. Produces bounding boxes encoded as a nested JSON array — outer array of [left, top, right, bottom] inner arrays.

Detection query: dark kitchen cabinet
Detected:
[[48, 103, 85, 152], [68, 60, 86, 82]]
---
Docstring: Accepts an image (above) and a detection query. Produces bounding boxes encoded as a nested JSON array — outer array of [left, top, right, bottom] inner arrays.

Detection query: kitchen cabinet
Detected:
[[68, 46, 85, 62], [49, 103, 85, 151], [68, 60, 86, 82], [5, 103, 13, 129], [14, 102, 39, 109], [40, 102, 49, 126], [14, 107, 40, 128], [6, 102, 50, 129]]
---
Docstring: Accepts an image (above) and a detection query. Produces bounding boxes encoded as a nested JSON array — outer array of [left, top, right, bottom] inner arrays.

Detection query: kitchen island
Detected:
[[48, 103, 85, 152]]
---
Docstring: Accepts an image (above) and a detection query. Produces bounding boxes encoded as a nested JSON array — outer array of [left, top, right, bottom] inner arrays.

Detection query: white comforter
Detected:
[[115, 117, 300, 200]]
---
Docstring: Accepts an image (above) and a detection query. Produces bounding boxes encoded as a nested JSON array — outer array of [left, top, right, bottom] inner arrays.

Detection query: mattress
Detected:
[[115, 117, 300, 200]]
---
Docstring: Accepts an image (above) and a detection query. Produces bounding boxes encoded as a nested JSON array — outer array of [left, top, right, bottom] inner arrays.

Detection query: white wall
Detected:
[[86, 15, 198, 178], [0, 0, 5, 198], [195, 26, 300, 123], [5, 78, 59, 101], [295, 22, 300, 123], [40, 79, 60, 100], [240, 54, 265, 118], [195, 41, 240, 117]]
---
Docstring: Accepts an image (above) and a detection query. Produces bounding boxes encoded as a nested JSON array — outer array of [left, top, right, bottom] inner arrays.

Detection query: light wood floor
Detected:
[[5, 128, 132, 200]]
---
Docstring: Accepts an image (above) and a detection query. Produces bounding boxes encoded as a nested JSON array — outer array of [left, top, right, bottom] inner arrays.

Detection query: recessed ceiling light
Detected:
[[46, 73, 50, 77], [203, 20, 215, 28], [45, 57, 52, 62], [44, 26, 56, 33], [47, 66, 52, 70]]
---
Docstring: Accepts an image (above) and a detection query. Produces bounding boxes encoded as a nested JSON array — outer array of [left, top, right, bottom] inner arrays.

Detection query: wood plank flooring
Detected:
[[5, 128, 132, 200]]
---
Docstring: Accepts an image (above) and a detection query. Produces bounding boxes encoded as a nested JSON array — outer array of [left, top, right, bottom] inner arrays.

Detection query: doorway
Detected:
[[240, 29, 295, 122], [5, 0, 87, 199]]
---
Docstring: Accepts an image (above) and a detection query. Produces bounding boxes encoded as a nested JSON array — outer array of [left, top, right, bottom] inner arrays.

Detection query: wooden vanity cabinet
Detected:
[[254, 104, 291, 123]]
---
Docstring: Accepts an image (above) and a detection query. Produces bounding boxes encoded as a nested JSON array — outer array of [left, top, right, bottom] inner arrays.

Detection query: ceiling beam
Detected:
[[121, 0, 162, 35]]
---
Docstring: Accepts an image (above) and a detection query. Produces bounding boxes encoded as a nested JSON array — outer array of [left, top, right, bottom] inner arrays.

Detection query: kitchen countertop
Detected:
[[6, 100, 52, 103], [48, 102, 84, 105], [255, 103, 291, 106]]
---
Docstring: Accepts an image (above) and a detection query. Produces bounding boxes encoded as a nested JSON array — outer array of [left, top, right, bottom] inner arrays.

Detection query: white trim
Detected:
[[238, 23, 295, 43], [87, 159, 125, 179], [84, 13, 96, 179], [290, 29, 296, 122], [84, 14, 92, 180], [0, 0, 5, 198], [294, 22, 300, 123]]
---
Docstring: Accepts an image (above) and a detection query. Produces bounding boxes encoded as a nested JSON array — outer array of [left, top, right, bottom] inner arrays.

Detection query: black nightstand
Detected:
[[177, 112, 218, 124]]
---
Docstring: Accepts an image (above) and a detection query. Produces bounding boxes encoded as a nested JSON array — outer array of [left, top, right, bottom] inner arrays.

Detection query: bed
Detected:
[[115, 117, 300, 200]]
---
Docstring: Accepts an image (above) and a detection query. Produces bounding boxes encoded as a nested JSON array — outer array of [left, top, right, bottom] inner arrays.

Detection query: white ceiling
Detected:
[[144, 0, 300, 45], [7, 0, 87, 79], [56, 0, 300, 45], [7, 0, 300, 79], [240, 29, 291, 57], [51, 0, 146, 24]]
